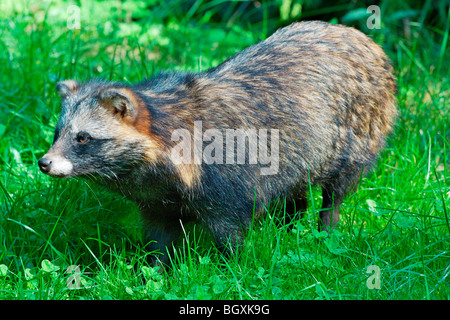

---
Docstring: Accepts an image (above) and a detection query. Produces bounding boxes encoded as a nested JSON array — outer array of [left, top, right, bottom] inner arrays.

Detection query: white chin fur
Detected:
[[48, 156, 74, 177]]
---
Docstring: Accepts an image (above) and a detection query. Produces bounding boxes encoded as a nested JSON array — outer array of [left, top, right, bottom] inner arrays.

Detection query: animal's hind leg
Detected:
[[318, 158, 371, 232], [284, 192, 308, 227], [319, 186, 343, 233], [319, 167, 363, 232]]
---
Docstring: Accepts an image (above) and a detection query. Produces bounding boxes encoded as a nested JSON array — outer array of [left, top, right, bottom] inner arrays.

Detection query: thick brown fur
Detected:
[[40, 21, 397, 266]]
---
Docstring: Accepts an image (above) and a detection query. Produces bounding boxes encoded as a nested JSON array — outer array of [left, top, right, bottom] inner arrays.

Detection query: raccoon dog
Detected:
[[39, 21, 397, 266]]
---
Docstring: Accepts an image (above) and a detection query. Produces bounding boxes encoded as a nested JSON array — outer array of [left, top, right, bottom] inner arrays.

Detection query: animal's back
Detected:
[[193, 21, 397, 198]]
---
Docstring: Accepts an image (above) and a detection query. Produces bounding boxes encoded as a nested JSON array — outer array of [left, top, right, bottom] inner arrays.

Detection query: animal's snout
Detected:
[[37, 154, 74, 177], [38, 157, 52, 174]]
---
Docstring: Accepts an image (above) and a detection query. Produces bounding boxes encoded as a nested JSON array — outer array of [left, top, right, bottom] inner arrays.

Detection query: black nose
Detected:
[[38, 158, 52, 173]]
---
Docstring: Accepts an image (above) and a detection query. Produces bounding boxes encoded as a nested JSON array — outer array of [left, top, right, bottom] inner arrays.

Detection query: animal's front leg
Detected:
[[141, 208, 184, 268]]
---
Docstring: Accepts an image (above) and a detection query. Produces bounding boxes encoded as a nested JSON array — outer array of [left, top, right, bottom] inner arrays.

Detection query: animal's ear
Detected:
[[56, 80, 80, 99], [99, 88, 137, 121]]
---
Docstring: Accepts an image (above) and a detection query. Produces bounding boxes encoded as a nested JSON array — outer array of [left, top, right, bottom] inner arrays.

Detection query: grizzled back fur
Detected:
[[39, 21, 397, 266]]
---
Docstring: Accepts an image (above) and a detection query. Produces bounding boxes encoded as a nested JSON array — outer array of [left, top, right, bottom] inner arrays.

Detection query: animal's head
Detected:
[[38, 79, 159, 180]]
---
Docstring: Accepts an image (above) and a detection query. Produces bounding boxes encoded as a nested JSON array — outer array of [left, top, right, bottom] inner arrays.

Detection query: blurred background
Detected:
[[0, 0, 448, 81]]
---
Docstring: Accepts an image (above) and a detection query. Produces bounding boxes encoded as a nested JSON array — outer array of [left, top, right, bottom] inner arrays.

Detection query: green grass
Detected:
[[0, 0, 449, 300]]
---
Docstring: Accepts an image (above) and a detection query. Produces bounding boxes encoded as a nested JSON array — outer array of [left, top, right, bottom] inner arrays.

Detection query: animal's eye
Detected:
[[76, 132, 91, 143]]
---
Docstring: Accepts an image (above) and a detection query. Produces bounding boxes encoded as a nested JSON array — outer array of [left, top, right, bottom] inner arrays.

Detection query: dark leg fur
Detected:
[[319, 186, 342, 232], [203, 214, 251, 258], [284, 194, 308, 226], [142, 209, 187, 268], [318, 162, 366, 232]]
